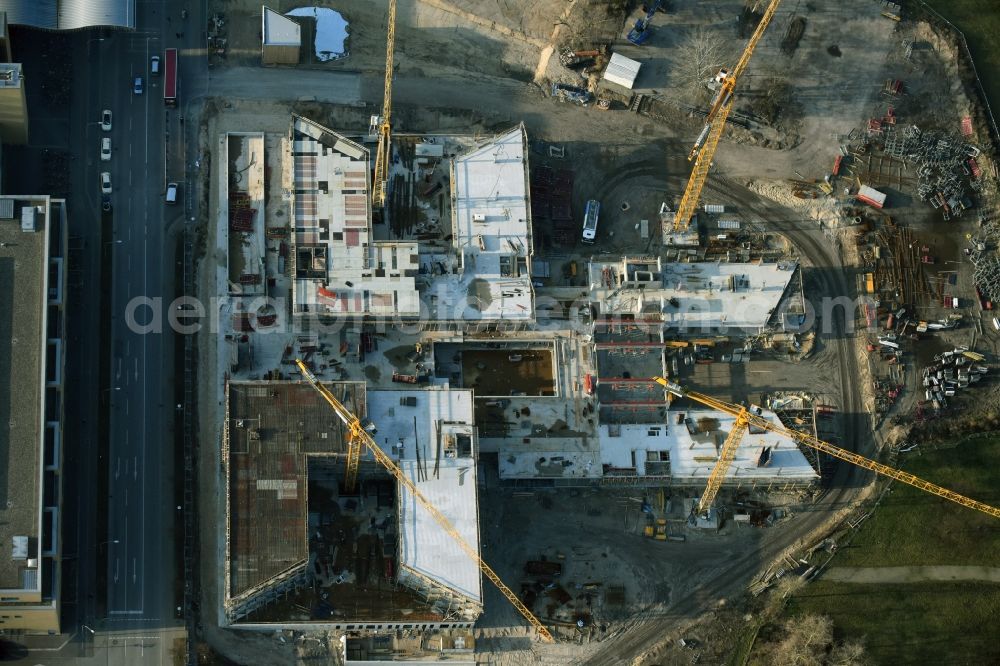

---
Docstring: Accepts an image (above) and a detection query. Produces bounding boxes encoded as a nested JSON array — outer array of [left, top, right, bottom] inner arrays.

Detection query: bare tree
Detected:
[[772, 614, 833, 666], [674, 27, 736, 103], [828, 639, 868, 666]]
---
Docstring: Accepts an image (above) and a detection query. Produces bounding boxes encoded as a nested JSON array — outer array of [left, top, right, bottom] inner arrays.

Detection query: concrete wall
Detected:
[[0, 82, 29, 144], [262, 44, 299, 66]]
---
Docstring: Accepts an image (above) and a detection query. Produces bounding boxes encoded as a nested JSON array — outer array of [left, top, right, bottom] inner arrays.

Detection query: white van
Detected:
[[165, 182, 179, 204]]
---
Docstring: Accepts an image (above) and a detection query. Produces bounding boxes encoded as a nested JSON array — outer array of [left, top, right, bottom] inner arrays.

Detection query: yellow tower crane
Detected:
[[295, 360, 555, 642], [652, 377, 1000, 519], [673, 0, 782, 232], [371, 0, 397, 208]]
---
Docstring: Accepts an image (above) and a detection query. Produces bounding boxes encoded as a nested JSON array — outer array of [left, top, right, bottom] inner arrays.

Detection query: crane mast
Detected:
[[295, 360, 555, 642], [372, 0, 396, 208], [673, 0, 781, 231], [652, 378, 1000, 519]]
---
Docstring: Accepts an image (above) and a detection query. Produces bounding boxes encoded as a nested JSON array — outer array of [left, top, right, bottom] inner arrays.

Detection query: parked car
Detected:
[[100, 172, 112, 194], [100, 137, 112, 161], [133, 76, 143, 95], [165, 182, 178, 204], [100, 109, 112, 131]]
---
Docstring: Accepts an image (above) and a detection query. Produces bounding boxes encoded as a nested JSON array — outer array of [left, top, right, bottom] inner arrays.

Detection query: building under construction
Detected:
[[222, 381, 482, 631], [285, 115, 535, 328]]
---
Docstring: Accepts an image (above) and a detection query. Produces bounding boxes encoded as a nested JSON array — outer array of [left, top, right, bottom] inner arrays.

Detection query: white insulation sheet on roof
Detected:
[[397, 459, 482, 603]]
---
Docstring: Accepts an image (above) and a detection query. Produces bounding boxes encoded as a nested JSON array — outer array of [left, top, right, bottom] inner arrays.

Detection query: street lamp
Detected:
[[98, 539, 120, 553]]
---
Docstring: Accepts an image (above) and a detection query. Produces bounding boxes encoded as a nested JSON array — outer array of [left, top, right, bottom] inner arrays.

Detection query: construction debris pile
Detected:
[[920, 348, 989, 411], [520, 557, 599, 629], [863, 120, 985, 221], [973, 257, 1000, 307]]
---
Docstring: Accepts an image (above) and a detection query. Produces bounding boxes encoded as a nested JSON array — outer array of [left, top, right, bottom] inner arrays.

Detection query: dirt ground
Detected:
[[472, 482, 805, 666], [461, 349, 556, 396], [213, 0, 628, 80]]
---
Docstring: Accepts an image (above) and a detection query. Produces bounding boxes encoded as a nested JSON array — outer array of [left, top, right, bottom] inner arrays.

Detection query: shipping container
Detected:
[[857, 185, 887, 209]]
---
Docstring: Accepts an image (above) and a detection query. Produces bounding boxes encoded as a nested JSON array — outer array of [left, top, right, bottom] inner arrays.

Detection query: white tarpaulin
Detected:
[[286, 7, 348, 61], [603, 53, 641, 89]]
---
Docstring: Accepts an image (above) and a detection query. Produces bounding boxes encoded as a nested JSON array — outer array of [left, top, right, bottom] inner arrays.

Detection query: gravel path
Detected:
[[822, 566, 1000, 584]]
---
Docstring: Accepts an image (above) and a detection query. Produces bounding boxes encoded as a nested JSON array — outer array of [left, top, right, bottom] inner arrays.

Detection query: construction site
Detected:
[[191, 0, 1000, 663]]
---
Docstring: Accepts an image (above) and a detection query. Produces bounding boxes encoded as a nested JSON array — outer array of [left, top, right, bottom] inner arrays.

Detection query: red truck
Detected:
[[164, 48, 178, 107]]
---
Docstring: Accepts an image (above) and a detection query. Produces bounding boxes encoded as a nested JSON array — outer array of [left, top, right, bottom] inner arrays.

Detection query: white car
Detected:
[[100, 137, 112, 161], [100, 172, 112, 194], [101, 109, 112, 132], [165, 182, 178, 205]]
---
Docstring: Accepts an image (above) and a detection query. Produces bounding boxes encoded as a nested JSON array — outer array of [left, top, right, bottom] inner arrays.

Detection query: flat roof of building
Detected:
[[0, 197, 50, 590], [397, 458, 481, 604], [600, 410, 819, 482], [366, 389, 481, 605], [263, 6, 301, 46], [497, 439, 601, 480], [589, 260, 797, 332], [444, 125, 533, 321], [225, 380, 366, 599]]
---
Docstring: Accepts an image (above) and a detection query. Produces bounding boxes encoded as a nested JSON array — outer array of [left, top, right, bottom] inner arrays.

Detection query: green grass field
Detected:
[[774, 436, 1000, 664], [788, 581, 1000, 664], [921, 0, 1000, 120], [830, 437, 1000, 567]]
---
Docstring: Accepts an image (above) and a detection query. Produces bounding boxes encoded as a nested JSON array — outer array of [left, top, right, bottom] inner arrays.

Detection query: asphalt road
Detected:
[[99, 0, 206, 662], [47, 1, 202, 663]]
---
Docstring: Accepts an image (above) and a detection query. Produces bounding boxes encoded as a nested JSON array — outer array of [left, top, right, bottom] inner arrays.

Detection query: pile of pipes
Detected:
[[920, 347, 988, 410]]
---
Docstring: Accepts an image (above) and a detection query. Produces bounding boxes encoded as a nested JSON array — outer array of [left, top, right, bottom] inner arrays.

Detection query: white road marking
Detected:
[[145, 37, 151, 165], [140, 230, 148, 613], [114, 558, 120, 583]]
